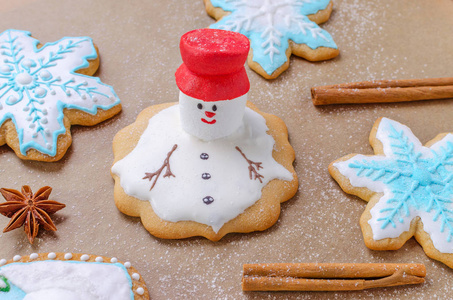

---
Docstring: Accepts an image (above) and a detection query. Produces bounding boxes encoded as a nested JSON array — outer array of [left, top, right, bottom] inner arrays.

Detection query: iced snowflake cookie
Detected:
[[0, 252, 149, 299], [111, 29, 298, 241], [204, 0, 339, 79], [0, 29, 121, 161], [330, 117, 453, 268]]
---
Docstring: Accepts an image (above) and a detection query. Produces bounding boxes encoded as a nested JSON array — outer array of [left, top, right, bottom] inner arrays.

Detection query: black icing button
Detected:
[[203, 196, 214, 205], [200, 153, 209, 160], [202, 173, 211, 180]]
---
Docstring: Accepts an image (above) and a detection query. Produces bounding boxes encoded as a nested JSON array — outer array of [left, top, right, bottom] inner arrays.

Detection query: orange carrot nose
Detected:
[[205, 111, 216, 118]]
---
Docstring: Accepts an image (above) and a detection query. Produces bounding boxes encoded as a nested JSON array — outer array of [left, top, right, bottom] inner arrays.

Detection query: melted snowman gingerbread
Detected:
[[111, 29, 297, 240]]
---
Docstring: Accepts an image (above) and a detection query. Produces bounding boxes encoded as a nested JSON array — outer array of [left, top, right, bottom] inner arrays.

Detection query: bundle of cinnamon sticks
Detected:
[[242, 263, 426, 291], [311, 77, 453, 105]]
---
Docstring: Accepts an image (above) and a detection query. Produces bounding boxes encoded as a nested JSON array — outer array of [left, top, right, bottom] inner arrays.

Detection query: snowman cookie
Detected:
[[204, 0, 339, 79], [0, 252, 149, 299], [111, 29, 298, 241], [0, 29, 121, 161]]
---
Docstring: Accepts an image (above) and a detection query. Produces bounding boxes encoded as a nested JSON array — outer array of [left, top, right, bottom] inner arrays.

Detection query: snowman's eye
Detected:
[[197, 103, 203, 110], [212, 105, 217, 111]]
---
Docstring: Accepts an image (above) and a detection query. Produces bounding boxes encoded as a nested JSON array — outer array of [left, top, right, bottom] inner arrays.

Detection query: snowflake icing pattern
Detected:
[[0, 29, 120, 156], [336, 118, 453, 253], [208, 0, 337, 76]]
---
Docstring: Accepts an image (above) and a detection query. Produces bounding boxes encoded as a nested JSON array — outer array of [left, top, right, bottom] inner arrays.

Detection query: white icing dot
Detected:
[[110, 258, 118, 263], [39, 100, 45, 105], [41, 118, 48, 124], [22, 59, 33, 68], [26, 116, 32, 121], [35, 87, 46, 97], [80, 254, 90, 261], [46, 143, 52, 150], [81, 94, 87, 100], [23, 106, 30, 112], [9, 95, 17, 103], [0, 65, 10, 73], [47, 252, 57, 259], [109, 95, 115, 101], [50, 90, 56, 95], [136, 288, 144, 295], [64, 253, 73, 260], [124, 262, 131, 268], [66, 90, 71, 96], [0, 103, 3, 110], [42, 109, 48, 115], [13, 255, 21, 262], [3, 58, 8, 63], [92, 96, 98, 102], [45, 129, 51, 136], [15, 72, 33, 85], [30, 253, 39, 260], [40, 70, 51, 80], [82, 81, 88, 86], [29, 123, 36, 129], [56, 76, 61, 81], [32, 133, 38, 138], [0, 259, 6, 266], [132, 273, 140, 280], [95, 257, 103, 262]]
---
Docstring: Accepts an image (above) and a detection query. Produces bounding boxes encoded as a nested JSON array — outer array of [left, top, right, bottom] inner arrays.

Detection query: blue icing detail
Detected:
[[347, 119, 453, 242], [0, 29, 121, 157], [0, 261, 134, 300], [208, 0, 337, 75]]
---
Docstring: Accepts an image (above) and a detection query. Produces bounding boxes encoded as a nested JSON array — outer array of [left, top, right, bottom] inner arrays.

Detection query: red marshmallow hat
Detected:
[[175, 29, 250, 102]]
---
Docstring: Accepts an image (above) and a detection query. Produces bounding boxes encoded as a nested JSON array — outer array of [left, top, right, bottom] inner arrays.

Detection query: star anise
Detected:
[[0, 185, 65, 244]]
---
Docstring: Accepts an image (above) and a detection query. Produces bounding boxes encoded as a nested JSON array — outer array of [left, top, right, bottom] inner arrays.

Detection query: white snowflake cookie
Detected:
[[204, 0, 339, 79], [0, 29, 121, 161], [0, 252, 149, 299], [330, 117, 453, 269]]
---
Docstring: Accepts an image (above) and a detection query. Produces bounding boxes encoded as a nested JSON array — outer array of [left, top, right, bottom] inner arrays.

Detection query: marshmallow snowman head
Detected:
[[175, 29, 250, 141]]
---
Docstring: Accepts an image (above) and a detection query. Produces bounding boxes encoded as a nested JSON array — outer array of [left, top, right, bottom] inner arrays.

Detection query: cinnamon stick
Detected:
[[311, 77, 453, 105], [242, 263, 426, 292]]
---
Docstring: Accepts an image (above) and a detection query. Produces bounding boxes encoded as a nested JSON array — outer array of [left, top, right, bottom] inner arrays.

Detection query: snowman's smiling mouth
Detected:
[[201, 111, 216, 124], [201, 118, 216, 124]]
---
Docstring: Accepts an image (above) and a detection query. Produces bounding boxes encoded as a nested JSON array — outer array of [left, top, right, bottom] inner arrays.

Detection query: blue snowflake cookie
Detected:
[[0, 29, 121, 161], [330, 117, 453, 269], [204, 0, 339, 79]]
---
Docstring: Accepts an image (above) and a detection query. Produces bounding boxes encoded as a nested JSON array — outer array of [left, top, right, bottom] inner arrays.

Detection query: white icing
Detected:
[[179, 92, 247, 141], [29, 253, 39, 260], [136, 287, 144, 295], [47, 253, 56, 260], [80, 254, 89, 261], [64, 253, 73, 260], [112, 104, 293, 233], [131, 273, 140, 280], [0, 259, 6, 266], [39, 70, 51, 80], [13, 255, 21, 262], [15, 72, 33, 85], [334, 118, 453, 253], [110, 258, 118, 263], [0, 261, 133, 300], [23, 288, 81, 300], [95, 257, 103, 262], [0, 65, 10, 72], [124, 262, 131, 269]]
